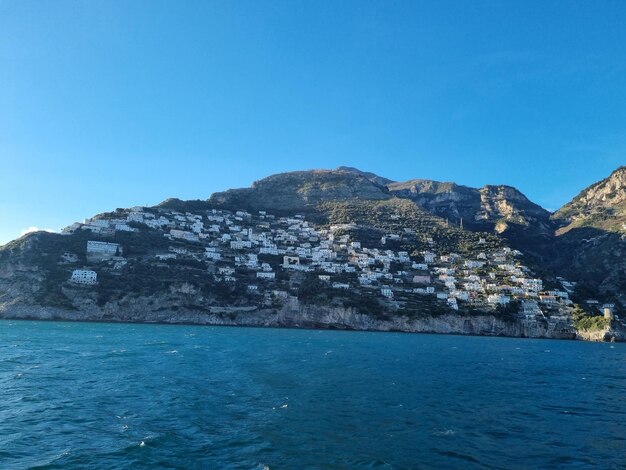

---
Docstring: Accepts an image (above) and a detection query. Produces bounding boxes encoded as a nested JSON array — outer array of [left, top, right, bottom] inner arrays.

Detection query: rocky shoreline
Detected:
[[3, 298, 621, 342]]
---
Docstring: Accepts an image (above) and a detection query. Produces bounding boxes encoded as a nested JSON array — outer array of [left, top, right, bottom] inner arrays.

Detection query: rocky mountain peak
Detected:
[[335, 166, 396, 186], [388, 179, 471, 196], [209, 168, 391, 213], [584, 166, 626, 204], [554, 166, 626, 225], [480, 185, 532, 203]]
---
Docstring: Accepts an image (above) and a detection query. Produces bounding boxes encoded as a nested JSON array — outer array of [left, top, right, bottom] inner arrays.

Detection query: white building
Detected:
[[170, 229, 199, 242], [283, 256, 300, 268], [230, 240, 252, 249], [260, 246, 279, 255], [115, 223, 137, 232], [522, 300, 541, 319], [87, 241, 121, 259], [522, 278, 543, 292], [70, 269, 97, 285], [488, 294, 511, 305], [257, 272, 276, 279], [204, 251, 221, 261], [127, 212, 145, 223], [381, 287, 393, 298]]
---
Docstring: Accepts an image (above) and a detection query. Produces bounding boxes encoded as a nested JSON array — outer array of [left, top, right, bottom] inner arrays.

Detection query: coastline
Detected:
[[3, 301, 621, 342]]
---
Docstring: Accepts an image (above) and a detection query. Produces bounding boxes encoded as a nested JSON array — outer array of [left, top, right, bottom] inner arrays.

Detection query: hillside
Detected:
[[387, 179, 555, 258], [208, 169, 391, 214], [553, 166, 626, 233], [1, 166, 624, 341], [549, 167, 626, 306]]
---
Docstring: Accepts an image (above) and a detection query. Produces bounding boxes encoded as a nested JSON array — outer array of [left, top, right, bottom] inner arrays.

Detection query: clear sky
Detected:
[[1, 1, 625, 245]]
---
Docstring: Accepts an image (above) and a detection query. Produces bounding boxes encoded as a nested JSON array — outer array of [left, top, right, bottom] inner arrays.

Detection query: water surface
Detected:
[[1, 321, 625, 469]]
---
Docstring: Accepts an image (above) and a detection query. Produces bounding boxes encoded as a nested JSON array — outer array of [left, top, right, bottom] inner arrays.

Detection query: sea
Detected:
[[1, 320, 625, 469]]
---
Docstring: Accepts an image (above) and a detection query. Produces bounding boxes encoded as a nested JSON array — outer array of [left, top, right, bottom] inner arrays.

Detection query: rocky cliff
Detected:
[[548, 167, 626, 305], [554, 166, 626, 232], [387, 180, 552, 230], [0, 296, 576, 340]]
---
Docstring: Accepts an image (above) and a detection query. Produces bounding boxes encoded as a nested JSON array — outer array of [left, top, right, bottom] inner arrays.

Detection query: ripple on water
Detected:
[[1, 322, 625, 469]]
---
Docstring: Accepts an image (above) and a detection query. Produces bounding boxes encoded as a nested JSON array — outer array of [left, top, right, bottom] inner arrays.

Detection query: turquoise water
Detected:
[[1, 321, 625, 469]]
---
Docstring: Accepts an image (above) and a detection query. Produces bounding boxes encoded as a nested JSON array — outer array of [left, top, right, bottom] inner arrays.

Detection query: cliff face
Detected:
[[387, 180, 479, 223], [0, 296, 576, 340], [387, 180, 555, 261], [554, 166, 626, 231], [575, 321, 626, 342], [387, 180, 551, 230], [478, 185, 552, 231], [548, 167, 626, 304]]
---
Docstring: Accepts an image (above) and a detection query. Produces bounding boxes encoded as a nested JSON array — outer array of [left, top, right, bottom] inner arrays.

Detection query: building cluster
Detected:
[[62, 206, 575, 320]]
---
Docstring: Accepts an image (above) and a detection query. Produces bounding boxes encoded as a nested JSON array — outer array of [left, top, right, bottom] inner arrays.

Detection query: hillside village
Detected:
[[56, 203, 619, 334]]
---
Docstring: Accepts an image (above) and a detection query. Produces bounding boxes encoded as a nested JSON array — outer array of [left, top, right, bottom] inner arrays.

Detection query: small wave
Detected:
[[437, 449, 480, 464], [165, 350, 178, 354], [433, 429, 456, 437]]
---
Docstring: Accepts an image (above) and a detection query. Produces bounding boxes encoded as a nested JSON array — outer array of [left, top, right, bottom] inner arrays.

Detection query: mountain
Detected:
[[549, 167, 626, 305], [386, 179, 557, 268], [0, 166, 624, 341], [208, 169, 391, 214], [388, 179, 553, 234], [335, 166, 396, 186], [553, 166, 626, 233]]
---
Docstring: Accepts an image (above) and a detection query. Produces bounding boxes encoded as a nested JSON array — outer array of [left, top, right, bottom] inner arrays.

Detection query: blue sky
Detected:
[[1, 1, 625, 245]]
